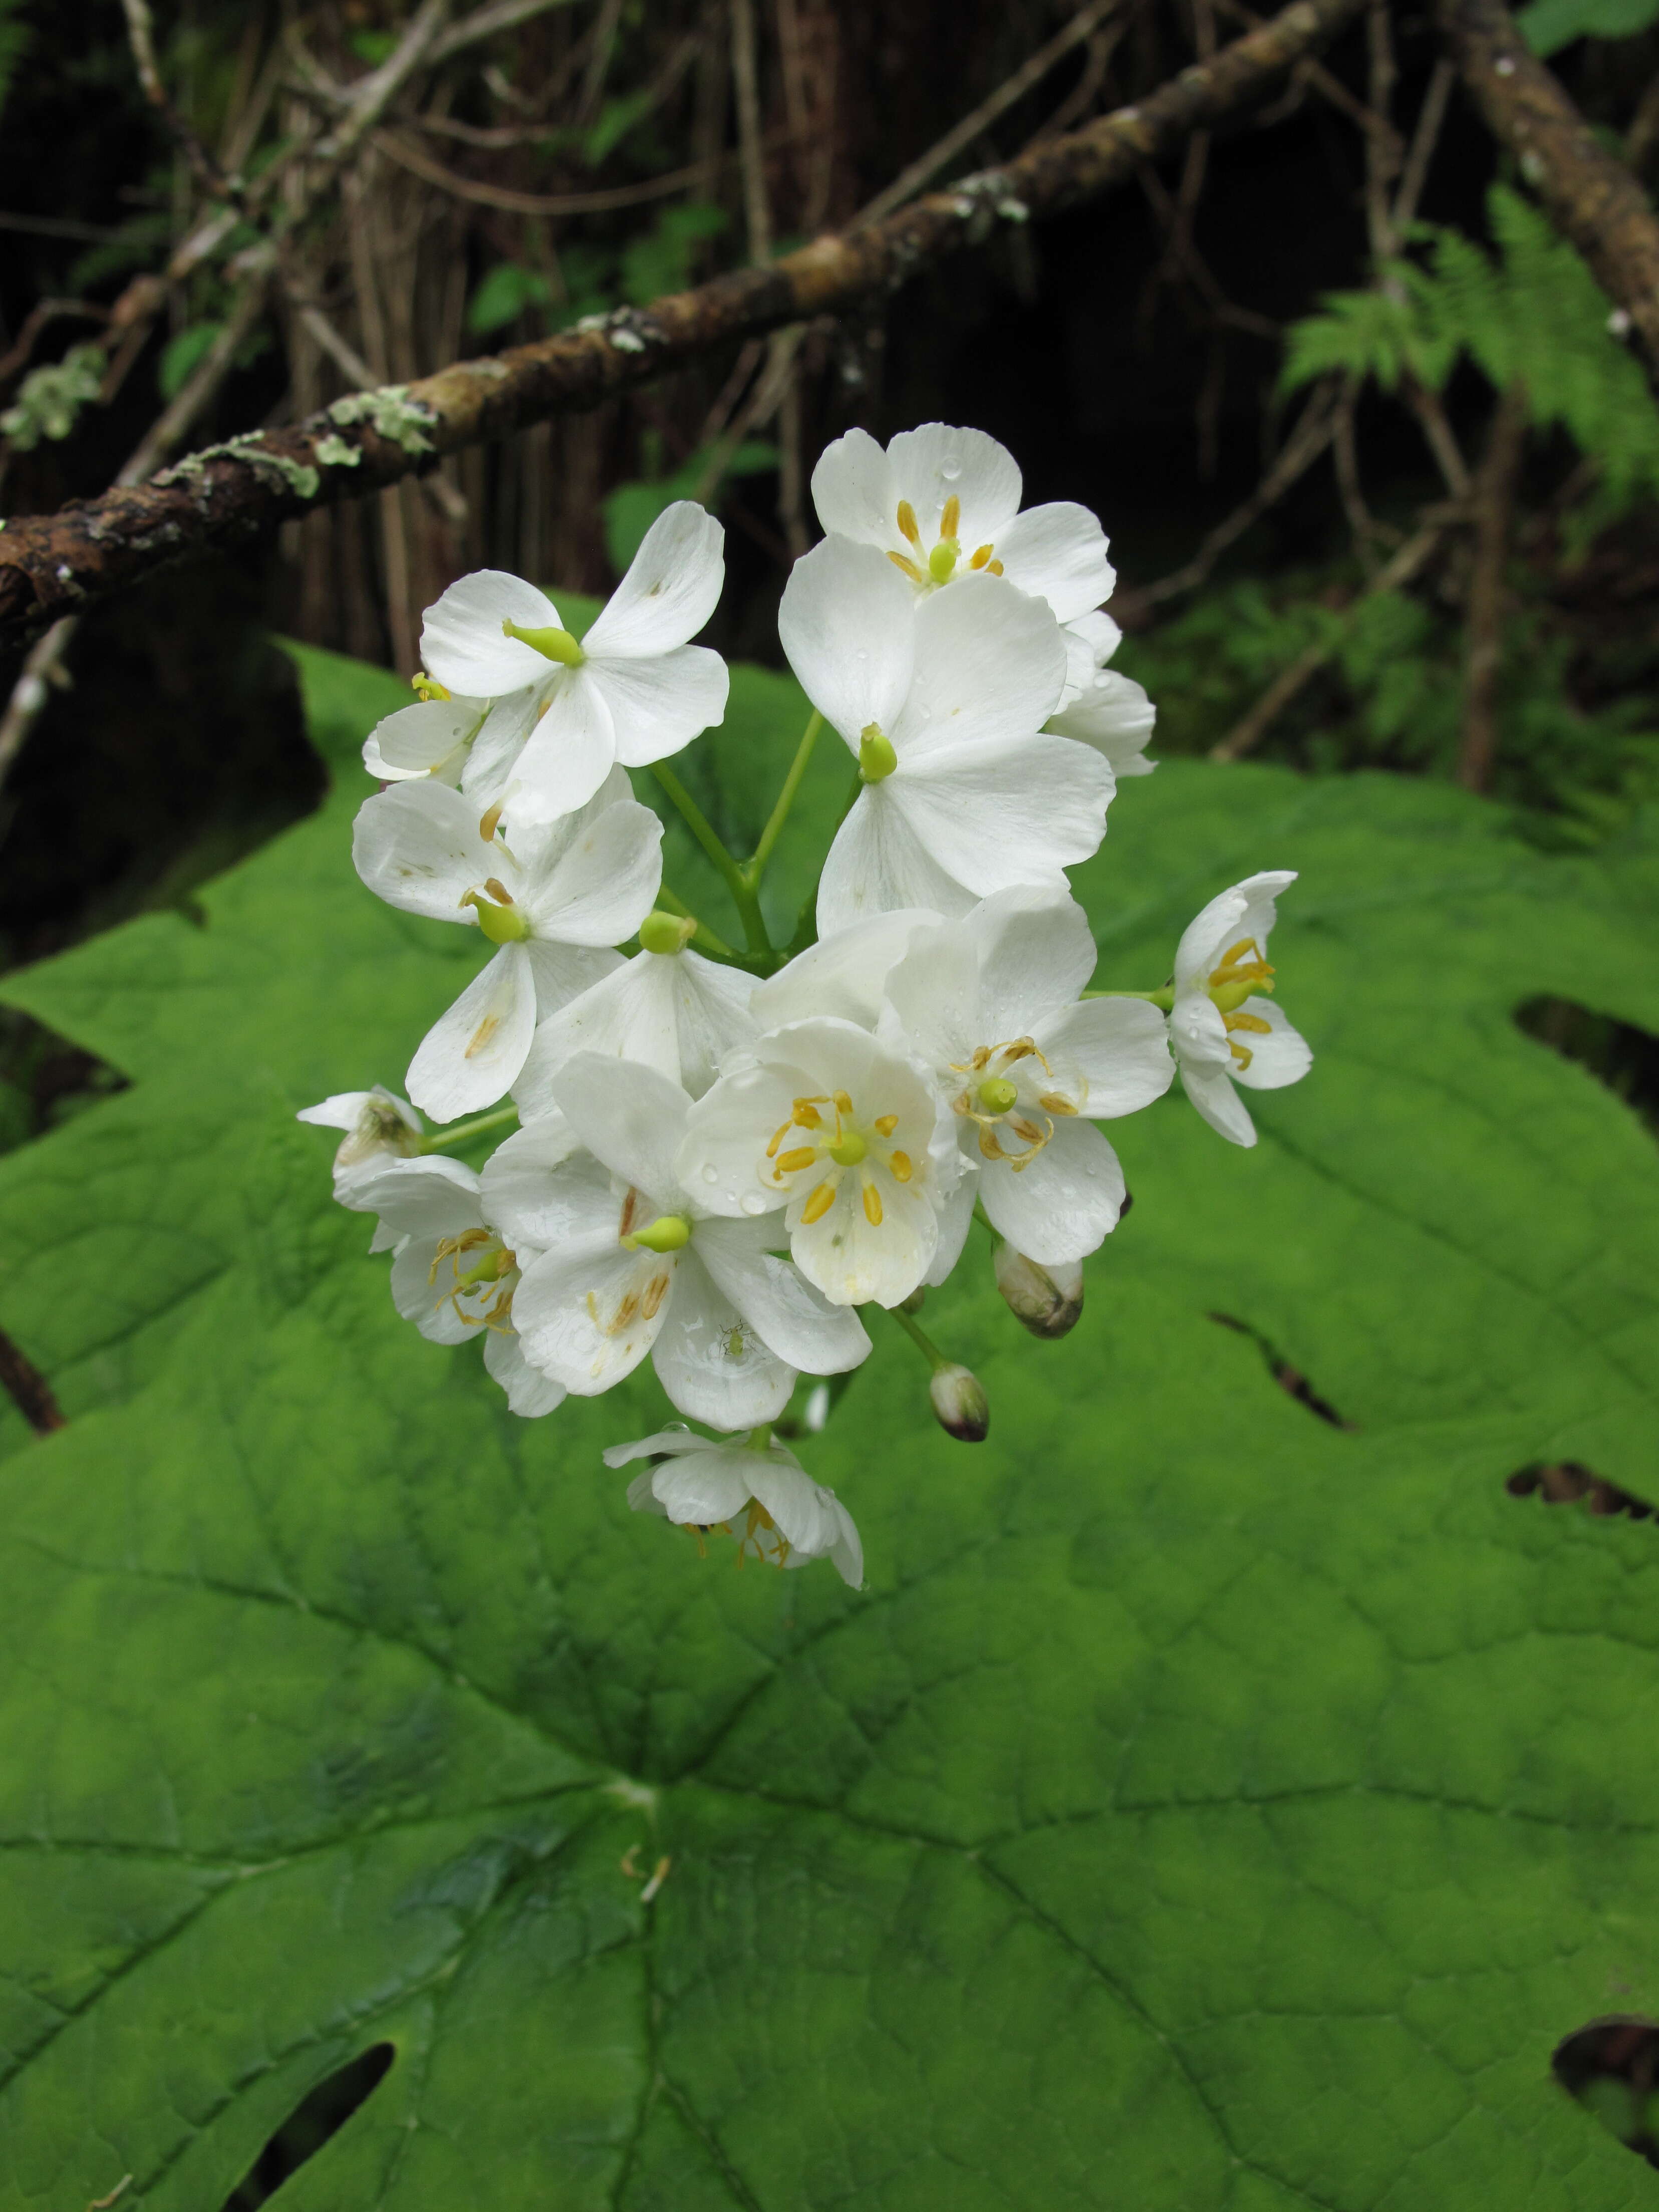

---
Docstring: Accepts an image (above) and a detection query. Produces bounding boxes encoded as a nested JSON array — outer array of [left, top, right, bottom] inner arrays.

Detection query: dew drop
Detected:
[[941, 455, 962, 480], [855, 647, 869, 662], [740, 1192, 768, 1216], [701, 1165, 719, 1184]]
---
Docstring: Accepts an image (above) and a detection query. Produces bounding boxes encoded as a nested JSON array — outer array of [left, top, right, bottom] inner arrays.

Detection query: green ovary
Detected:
[[501, 619, 585, 666]]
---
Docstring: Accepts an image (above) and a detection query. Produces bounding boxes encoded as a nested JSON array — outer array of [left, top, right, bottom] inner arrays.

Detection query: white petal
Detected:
[[751, 909, 941, 1033], [693, 1214, 872, 1373], [550, 1052, 691, 1210], [886, 424, 1022, 549], [1235, 870, 1299, 956], [1048, 670, 1156, 774], [1175, 886, 1251, 987], [582, 501, 725, 658], [600, 647, 730, 767], [746, 1455, 862, 1577], [923, 1173, 977, 1287], [512, 1241, 674, 1394], [641, 1450, 752, 1525], [1033, 998, 1174, 1117], [389, 1239, 477, 1345], [675, 1061, 796, 1219], [1180, 1057, 1257, 1146], [298, 1089, 388, 1134], [1229, 998, 1313, 1092], [496, 670, 618, 827], [484, 1327, 568, 1417], [605, 1428, 715, 1471], [1171, 986, 1231, 1069], [788, 1164, 936, 1307], [668, 950, 760, 1096], [979, 1118, 1125, 1264], [777, 537, 915, 749], [353, 780, 490, 923], [407, 942, 538, 1120], [481, 1138, 617, 1254], [809, 427, 899, 548], [421, 570, 566, 696], [992, 502, 1115, 625], [518, 791, 663, 945], [459, 688, 540, 810], [363, 699, 481, 782], [968, 885, 1099, 1037], [525, 940, 623, 1017], [516, 954, 678, 1110], [651, 1251, 795, 1428], [881, 921, 982, 1075], [355, 1154, 483, 1240], [894, 575, 1067, 757], [817, 787, 975, 935], [886, 736, 1113, 898]]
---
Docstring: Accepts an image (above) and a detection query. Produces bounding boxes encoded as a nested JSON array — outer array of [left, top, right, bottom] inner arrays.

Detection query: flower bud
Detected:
[[993, 1244, 1083, 1339], [929, 1361, 989, 1443], [639, 910, 698, 955]]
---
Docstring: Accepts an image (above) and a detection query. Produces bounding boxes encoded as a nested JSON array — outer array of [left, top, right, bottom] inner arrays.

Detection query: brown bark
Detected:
[[0, 0, 1365, 651], [1436, 0, 1659, 368]]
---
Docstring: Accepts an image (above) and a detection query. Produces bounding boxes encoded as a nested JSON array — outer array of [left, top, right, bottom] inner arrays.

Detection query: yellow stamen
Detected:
[[968, 543, 994, 569], [478, 801, 504, 841], [641, 1273, 670, 1319], [986, 559, 1003, 576], [775, 1146, 817, 1174], [801, 1180, 837, 1225], [889, 1150, 913, 1183], [896, 499, 922, 546], [833, 1090, 853, 1114], [465, 1014, 501, 1058], [1229, 1041, 1255, 1070], [1010, 1118, 1045, 1145], [873, 1114, 899, 1137], [888, 551, 926, 584], [940, 494, 960, 538], [1039, 1092, 1077, 1115], [1225, 1012, 1272, 1035], [862, 1181, 883, 1227], [979, 1127, 1008, 1161]]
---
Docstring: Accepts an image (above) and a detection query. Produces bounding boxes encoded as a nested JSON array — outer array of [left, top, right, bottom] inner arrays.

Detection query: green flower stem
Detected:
[[420, 1103, 519, 1154], [1084, 986, 1175, 1009], [651, 762, 773, 960], [654, 883, 737, 961], [880, 1301, 951, 1374], [748, 710, 822, 890]]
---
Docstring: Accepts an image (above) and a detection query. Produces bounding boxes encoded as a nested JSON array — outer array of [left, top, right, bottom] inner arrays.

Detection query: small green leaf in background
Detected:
[[465, 260, 555, 338], [349, 27, 397, 65], [0, 340, 104, 448], [602, 439, 777, 574], [156, 319, 221, 400], [1517, 0, 1659, 53], [3, 641, 1659, 2205], [621, 200, 727, 305], [584, 86, 658, 167]]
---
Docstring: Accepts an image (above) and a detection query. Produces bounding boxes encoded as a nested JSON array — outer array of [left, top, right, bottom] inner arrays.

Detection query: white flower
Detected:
[[881, 887, 1173, 1266], [606, 1428, 863, 1586], [353, 767, 661, 1121], [500, 1056, 868, 1427], [777, 538, 1113, 934], [513, 936, 756, 1108], [362, 693, 485, 786], [352, 1154, 565, 1417], [418, 502, 729, 826], [1169, 871, 1312, 1148], [297, 1085, 422, 1205], [677, 1016, 956, 1308], [810, 422, 1114, 623], [1046, 611, 1157, 777]]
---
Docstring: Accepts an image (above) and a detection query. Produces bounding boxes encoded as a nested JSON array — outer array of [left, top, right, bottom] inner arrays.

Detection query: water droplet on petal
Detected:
[[701, 1165, 718, 1184], [942, 455, 962, 480], [740, 1191, 768, 1216], [855, 647, 869, 662]]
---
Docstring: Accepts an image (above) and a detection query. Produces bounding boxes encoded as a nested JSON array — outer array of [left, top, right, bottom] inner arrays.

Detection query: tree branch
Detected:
[[0, 0, 1365, 649], [1435, 0, 1659, 366]]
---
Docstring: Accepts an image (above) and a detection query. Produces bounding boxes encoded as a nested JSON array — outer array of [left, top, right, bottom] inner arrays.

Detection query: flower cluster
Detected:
[[305, 425, 1312, 1586]]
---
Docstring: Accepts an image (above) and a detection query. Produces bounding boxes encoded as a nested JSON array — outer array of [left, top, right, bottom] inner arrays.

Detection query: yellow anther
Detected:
[[465, 1013, 501, 1057], [775, 1146, 817, 1174], [801, 1180, 837, 1225], [828, 1129, 867, 1167], [888, 551, 926, 584], [411, 671, 450, 701], [1039, 1091, 1077, 1115], [1011, 1117, 1045, 1145], [986, 559, 1004, 576], [889, 1150, 913, 1183], [968, 543, 994, 570], [896, 499, 922, 547], [940, 494, 961, 539], [979, 1127, 1008, 1161], [1229, 1041, 1255, 1070], [766, 1124, 790, 1159], [794, 1101, 824, 1128], [863, 1181, 883, 1227], [1225, 1012, 1272, 1036], [641, 1272, 671, 1319], [873, 1114, 899, 1137], [478, 800, 504, 842]]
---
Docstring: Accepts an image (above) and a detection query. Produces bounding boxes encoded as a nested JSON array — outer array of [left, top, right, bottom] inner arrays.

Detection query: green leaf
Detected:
[[2, 643, 1659, 2204], [1517, 0, 1659, 53], [156, 320, 222, 401], [621, 201, 727, 306], [465, 261, 554, 338]]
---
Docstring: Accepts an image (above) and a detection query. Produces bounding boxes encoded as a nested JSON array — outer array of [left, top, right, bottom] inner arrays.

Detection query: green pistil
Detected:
[[928, 538, 960, 583], [858, 724, 898, 783], [626, 1214, 692, 1253], [501, 619, 585, 666], [638, 910, 697, 956], [463, 891, 531, 943], [978, 1076, 1018, 1115], [827, 1129, 867, 1167]]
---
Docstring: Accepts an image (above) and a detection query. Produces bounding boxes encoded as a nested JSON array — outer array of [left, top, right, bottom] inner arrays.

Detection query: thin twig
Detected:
[[371, 131, 758, 213], [1392, 57, 1454, 232], [0, 302, 108, 396], [120, 0, 237, 199]]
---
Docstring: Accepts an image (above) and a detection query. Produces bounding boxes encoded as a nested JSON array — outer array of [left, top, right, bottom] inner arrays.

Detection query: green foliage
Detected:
[[602, 437, 778, 573], [1517, 0, 1659, 54], [620, 200, 727, 304], [0, 639, 1658, 2202], [66, 205, 172, 294], [1284, 187, 1659, 516], [0, 0, 30, 120], [156, 319, 222, 400], [465, 260, 555, 337], [0, 340, 104, 449]]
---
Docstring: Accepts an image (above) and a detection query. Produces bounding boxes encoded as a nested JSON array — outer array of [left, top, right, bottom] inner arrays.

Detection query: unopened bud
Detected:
[[929, 1361, 989, 1443], [639, 910, 698, 955], [993, 1245, 1083, 1339]]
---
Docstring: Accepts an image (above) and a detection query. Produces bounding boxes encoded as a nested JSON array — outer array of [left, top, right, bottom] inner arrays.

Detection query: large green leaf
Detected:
[[0, 642, 1656, 2208]]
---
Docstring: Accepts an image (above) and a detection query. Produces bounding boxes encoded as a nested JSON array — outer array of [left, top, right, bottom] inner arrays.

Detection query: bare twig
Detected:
[[0, 302, 108, 396], [1210, 514, 1454, 760], [0, 0, 1371, 646], [371, 131, 754, 213], [1436, 0, 1659, 368], [120, 0, 237, 199], [1456, 379, 1528, 791], [854, 0, 1120, 230], [1393, 57, 1454, 232], [426, 0, 585, 65]]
